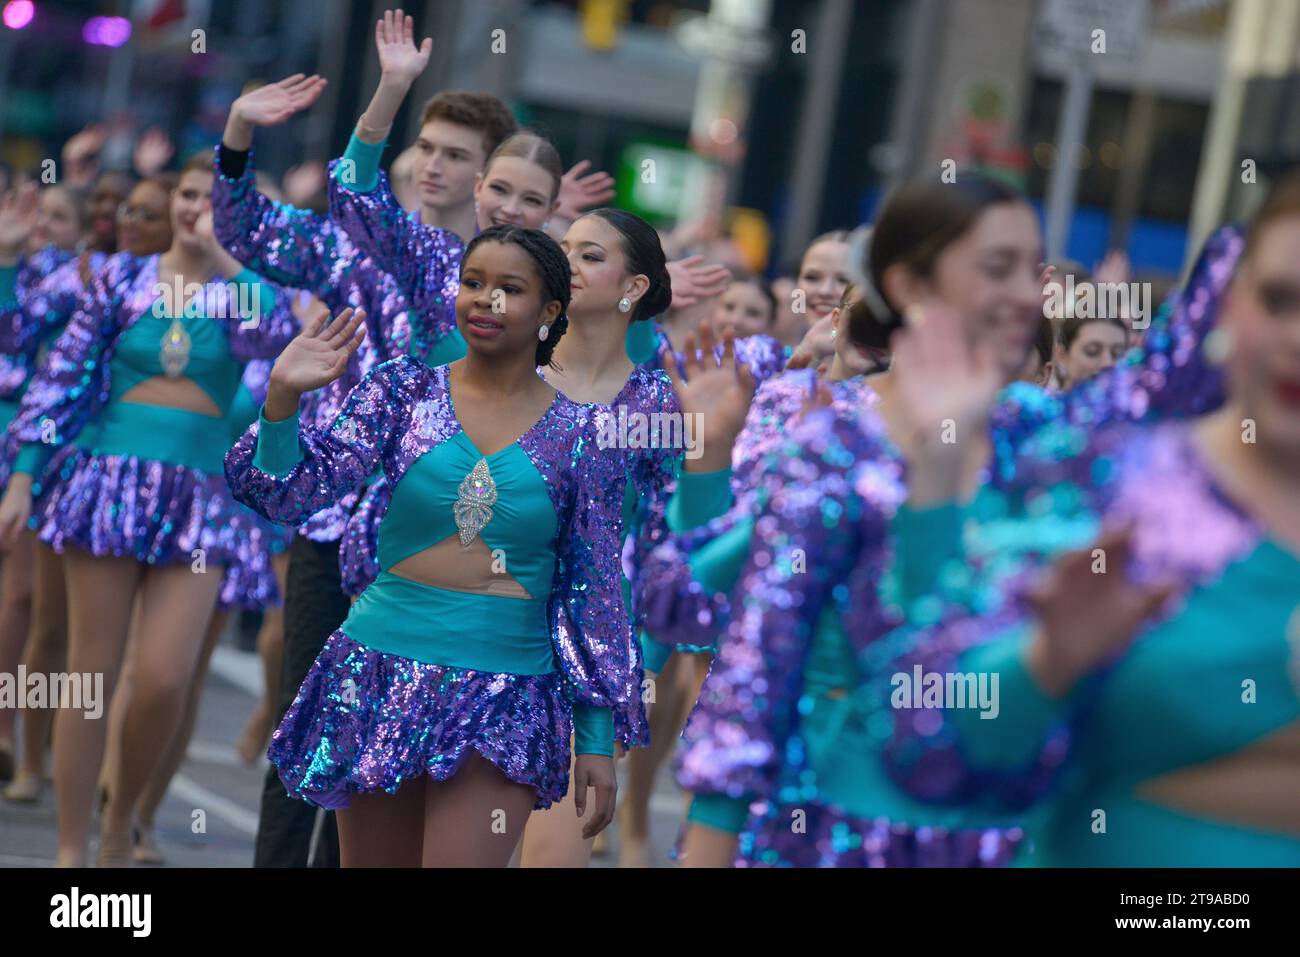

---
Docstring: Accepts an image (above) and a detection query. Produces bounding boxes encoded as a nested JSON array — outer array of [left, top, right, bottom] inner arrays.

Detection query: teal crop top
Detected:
[[14, 305, 250, 478], [109, 309, 244, 412], [378, 432, 558, 599], [254, 408, 615, 756]]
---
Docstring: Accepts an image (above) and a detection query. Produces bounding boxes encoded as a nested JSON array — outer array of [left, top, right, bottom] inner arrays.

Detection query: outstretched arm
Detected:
[[214, 75, 333, 292], [355, 9, 432, 146], [226, 308, 381, 527]]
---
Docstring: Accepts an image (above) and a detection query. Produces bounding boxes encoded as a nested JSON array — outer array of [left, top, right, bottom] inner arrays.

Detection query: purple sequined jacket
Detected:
[[212, 144, 417, 540], [637, 368, 877, 652], [677, 224, 1243, 814], [9, 251, 297, 457], [226, 356, 647, 736], [1, 247, 82, 399]]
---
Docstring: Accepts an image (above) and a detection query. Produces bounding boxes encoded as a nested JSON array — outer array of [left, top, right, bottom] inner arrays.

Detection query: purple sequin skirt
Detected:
[[729, 799, 1026, 867], [269, 630, 575, 810], [216, 508, 294, 611], [34, 450, 249, 569]]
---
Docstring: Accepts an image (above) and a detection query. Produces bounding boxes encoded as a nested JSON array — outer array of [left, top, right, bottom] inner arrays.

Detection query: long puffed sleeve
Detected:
[[0, 251, 88, 357], [338, 474, 390, 597], [874, 606, 1081, 812], [10, 251, 140, 449], [225, 356, 422, 527], [549, 410, 646, 749], [216, 267, 301, 363], [638, 507, 752, 653], [676, 407, 886, 809], [327, 136, 464, 362], [638, 370, 865, 655], [212, 145, 341, 297], [612, 369, 682, 606], [214, 144, 415, 367]]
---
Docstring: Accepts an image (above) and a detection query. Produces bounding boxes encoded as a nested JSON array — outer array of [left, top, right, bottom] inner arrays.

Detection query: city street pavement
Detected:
[[0, 629, 686, 869]]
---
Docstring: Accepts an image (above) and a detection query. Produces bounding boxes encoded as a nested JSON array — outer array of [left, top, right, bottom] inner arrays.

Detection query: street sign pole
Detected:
[[1044, 54, 1094, 260]]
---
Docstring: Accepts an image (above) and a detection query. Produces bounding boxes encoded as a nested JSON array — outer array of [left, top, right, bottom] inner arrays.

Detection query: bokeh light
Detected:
[[83, 15, 132, 47], [3, 0, 36, 30]]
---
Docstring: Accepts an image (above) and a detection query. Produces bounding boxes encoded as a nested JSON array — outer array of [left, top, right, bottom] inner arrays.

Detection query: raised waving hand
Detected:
[[264, 307, 369, 420], [356, 9, 433, 144], [224, 74, 329, 151]]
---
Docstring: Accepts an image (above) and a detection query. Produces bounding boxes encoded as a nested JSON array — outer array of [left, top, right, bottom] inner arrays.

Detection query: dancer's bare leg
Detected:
[[423, 753, 537, 867], [0, 531, 36, 773], [97, 595, 144, 814], [131, 608, 229, 864], [336, 775, 427, 867], [54, 550, 140, 867], [618, 651, 710, 867], [4, 545, 66, 803], [99, 562, 222, 864]]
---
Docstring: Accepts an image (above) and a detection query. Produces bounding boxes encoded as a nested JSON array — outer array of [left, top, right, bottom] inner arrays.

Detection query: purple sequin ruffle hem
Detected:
[[216, 508, 294, 611], [731, 799, 1026, 868], [34, 450, 248, 567], [269, 630, 575, 810]]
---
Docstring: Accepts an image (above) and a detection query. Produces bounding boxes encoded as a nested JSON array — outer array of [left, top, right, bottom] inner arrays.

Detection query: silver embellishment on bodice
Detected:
[[454, 457, 497, 546], [159, 315, 192, 378]]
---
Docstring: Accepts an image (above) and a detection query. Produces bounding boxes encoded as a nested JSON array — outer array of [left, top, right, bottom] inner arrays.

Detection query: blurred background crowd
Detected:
[[2, 0, 1297, 291]]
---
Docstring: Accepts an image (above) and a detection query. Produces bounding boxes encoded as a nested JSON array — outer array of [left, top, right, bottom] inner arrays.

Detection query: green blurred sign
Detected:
[[615, 139, 700, 225]]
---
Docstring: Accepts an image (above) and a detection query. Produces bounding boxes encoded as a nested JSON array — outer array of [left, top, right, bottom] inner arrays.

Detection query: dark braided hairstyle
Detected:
[[461, 224, 572, 367], [579, 208, 672, 322]]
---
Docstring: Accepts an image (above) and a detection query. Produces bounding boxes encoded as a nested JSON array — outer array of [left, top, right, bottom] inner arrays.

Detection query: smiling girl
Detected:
[[227, 225, 643, 866], [0, 151, 299, 866]]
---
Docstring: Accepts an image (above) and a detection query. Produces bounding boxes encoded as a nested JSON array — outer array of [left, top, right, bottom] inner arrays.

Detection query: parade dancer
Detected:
[[509, 208, 676, 866], [874, 171, 1300, 866], [103, 356, 296, 865], [0, 151, 299, 867], [620, 284, 878, 865], [0, 175, 172, 797], [216, 70, 425, 867], [0, 182, 83, 784], [227, 225, 642, 866], [675, 173, 1237, 866]]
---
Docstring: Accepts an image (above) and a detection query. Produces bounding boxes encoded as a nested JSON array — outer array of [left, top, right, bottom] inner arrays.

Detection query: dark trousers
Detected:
[[253, 534, 349, 868]]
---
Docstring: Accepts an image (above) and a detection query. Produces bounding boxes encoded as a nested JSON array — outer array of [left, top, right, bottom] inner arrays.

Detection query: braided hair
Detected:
[[462, 224, 572, 367]]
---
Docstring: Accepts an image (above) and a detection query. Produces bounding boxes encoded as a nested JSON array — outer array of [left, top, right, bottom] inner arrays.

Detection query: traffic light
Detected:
[[580, 0, 627, 52]]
